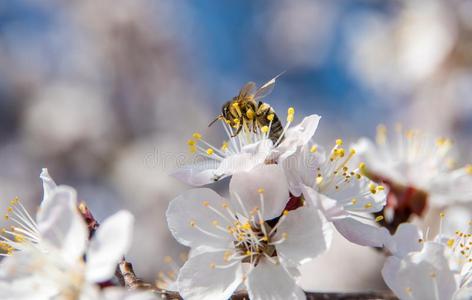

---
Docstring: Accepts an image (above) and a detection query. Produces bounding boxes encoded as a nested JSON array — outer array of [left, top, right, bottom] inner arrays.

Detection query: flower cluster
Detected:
[[168, 80, 392, 299], [0, 169, 155, 300]]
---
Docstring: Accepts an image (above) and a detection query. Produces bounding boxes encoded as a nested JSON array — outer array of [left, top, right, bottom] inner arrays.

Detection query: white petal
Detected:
[[384, 223, 423, 258], [36, 186, 88, 263], [39, 168, 57, 208], [274, 207, 332, 267], [429, 168, 472, 206], [277, 115, 321, 161], [247, 259, 305, 300], [85, 210, 134, 283], [281, 145, 326, 197], [229, 164, 289, 220], [170, 160, 221, 186], [0, 276, 56, 300], [166, 188, 233, 249], [177, 250, 243, 300], [454, 287, 472, 300], [333, 217, 389, 247], [382, 242, 457, 300]]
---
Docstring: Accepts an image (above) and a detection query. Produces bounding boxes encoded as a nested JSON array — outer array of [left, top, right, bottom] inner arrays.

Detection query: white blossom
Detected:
[[281, 139, 388, 247], [355, 124, 472, 207], [0, 172, 135, 300], [167, 164, 332, 300]]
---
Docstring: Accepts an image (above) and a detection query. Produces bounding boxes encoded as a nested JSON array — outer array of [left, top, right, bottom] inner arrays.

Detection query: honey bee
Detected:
[[209, 74, 284, 144]]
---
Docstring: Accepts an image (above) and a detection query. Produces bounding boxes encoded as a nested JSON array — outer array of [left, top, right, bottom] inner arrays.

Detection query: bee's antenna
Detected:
[[208, 115, 223, 127]]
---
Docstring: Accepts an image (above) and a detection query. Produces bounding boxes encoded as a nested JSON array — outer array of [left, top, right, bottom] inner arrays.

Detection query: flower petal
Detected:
[[382, 242, 457, 300], [384, 223, 423, 258], [166, 188, 233, 249], [177, 250, 243, 300], [247, 259, 305, 300], [274, 207, 332, 267], [277, 114, 321, 161], [86, 210, 134, 283], [333, 217, 389, 247], [36, 186, 88, 263], [170, 160, 221, 186], [39, 168, 57, 208], [229, 164, 289, 220]]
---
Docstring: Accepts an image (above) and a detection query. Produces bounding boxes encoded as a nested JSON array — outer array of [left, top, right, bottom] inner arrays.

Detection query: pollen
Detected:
[[221, 141, 229, 151], [351, 198, 358, 205], [316, 176, 323, 185], [206, 148, 214, 155], [192, 133, 202, 140], [375, 215, 384, 222], [189, 220, 196, 227], [209, 262, 216, 269], [287, 107, 295, 122], [283, 210, 289, 216], [212, 220, 219, 226], [261, 126, 269, 133], [447, 239, 455, 248], [257, 188, 265, 194], [439, 212, 445, 219], [335, 139, 343, 146], [187, 139, 195, 146], [466, 164, 472, 175], [364, 202, 373, 209], [267, 114, 274, 121], [246, 109, 255, 120], [310, 145, 318, 153]]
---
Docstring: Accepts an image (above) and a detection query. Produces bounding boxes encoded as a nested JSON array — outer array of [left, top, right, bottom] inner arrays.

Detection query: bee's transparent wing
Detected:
[[238, 82, 256, 98], [253, 72, 285, 101]]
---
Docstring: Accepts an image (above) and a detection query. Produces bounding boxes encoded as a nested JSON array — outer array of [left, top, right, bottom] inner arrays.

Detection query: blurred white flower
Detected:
[[172, 109, 321, 186], [382, 219, 472, 300], [355, 125, 472, 207], [282, 139, 388, 247], [167, 165, 332, 300], [0, 180, 135, 299]]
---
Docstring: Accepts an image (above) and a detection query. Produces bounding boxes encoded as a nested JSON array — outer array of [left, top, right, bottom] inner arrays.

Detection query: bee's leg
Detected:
[[231, 120, 243, 137]]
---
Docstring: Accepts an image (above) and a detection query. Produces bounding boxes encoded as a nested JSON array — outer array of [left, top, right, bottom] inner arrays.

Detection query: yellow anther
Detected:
[[187, 139, 196, 146], [163, 256, 173, 264], [359, 162, 366, 170], [206, 148, 214, 155], [439, 212, 445, 219], [221, 141, 229, 151], [189, 220, 196, 227], [261, 236, 268, 241], [405, 287, 412, 294], [336, 148, 345, 157], [377, 185, 385, 191], [336, 139, 343, 146], [257, 188, 265, 194], [282, 232, 288, 239], [283, 210, 289, 216], [3, 215, 8, 221], [202, 201, 209, 207], [364, 202, 373, 209], [241, 223, 251, 230], [376, 124, 387, 144], [267, 114, 274, 122], [349, 148, 356, 155], [466, 164, 472, 175], [406, 130, 415, 140], [212, 220, 219, 226], [375, 215, 384, 222], [210, 262, 216, 269], [222, 202, 229, 208], [14, 234, 24, 243], [189, 145, 197, 154], [316, 176, 323, 185], [447, 239, 455, 248], [245, 250, 252, 256], [287, 107, 295, 122], [192, 133, 202, 140], [351, 198, 358, 205], [261, 126, 269, 133]]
